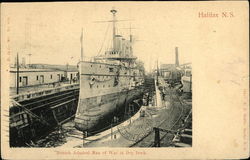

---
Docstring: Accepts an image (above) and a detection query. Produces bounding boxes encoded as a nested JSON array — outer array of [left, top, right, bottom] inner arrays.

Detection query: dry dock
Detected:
[[19, 76, 192, 148], [37, 77, 192, 148]]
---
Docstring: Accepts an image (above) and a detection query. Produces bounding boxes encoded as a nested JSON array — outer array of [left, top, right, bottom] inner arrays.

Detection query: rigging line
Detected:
[[104, 28, 110, 54], [107, 33, 112, 52], [97, 23, 111, 56]]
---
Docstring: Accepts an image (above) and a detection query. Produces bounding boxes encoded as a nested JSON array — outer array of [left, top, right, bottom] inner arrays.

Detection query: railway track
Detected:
[[130, 88, 187, 147]]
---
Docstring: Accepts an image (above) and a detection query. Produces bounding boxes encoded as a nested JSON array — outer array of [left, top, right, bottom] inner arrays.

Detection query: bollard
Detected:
[[154, 127, 160, 147], [82, 131, 84, 145], [111, 122, 113, 139], [83, 131, 88, 146]]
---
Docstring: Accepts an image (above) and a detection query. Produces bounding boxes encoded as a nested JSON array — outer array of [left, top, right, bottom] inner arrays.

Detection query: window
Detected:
[[57, 74, 60, 82], [22, 76, 28, 86], [19, 77, 22, 82], [50, 75, 53, 79], [109, 68, 114, 72], [40, 75, 44, 83], [36, 76, 39, 80]]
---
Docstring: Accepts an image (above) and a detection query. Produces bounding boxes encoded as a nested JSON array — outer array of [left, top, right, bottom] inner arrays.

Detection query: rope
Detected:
[[97, 23, 110, 56]]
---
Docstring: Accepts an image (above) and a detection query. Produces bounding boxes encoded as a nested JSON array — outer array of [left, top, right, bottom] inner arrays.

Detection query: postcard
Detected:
[[1, 1, 249, 159]]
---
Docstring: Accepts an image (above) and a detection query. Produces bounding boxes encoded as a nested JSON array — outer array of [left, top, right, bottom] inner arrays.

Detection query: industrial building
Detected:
[[10, 68, 65, 88], [10, 66, 78, 88]]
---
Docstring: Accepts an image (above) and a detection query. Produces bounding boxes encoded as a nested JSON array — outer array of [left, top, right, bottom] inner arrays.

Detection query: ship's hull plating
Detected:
[[75, 87, 143, 131]]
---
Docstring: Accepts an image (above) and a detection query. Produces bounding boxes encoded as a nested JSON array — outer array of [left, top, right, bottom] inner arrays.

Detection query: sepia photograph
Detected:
[[1, 1, 248, 159], [7, 3, 192, 148]]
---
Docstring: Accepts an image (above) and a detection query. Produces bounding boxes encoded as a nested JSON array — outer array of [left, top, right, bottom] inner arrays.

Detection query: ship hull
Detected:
[[75, 87, 143, 132]]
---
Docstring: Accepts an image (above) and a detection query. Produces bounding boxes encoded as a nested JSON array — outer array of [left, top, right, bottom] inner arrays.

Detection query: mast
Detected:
[[175, 47, 179, 67], [80, 28, 83, 61], [129, 23, 133, 56], [16, 53, 19, 94], [110, 7, 117, 52], [156, 59, 159, 85]]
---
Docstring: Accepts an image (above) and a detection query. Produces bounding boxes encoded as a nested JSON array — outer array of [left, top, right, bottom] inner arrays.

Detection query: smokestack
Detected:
[[175, 47, 179, 67]]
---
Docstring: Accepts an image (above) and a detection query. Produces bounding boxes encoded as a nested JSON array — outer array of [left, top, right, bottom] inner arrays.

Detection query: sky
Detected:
[[4, 2, 197, 72]]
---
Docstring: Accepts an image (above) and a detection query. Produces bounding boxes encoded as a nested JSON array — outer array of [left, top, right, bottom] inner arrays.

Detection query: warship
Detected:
[[74, 8, 145, 131]]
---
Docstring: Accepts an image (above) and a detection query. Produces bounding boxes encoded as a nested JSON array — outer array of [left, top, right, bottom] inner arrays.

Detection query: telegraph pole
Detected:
[[16, 53, 19, 94]]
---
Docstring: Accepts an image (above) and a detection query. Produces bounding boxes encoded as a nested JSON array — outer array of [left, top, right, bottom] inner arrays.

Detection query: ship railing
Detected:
[[11, 83, 79, 102]]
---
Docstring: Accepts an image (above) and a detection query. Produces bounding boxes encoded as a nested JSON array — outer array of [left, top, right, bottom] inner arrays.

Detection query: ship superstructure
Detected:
[[74, 8, 144, 131]]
